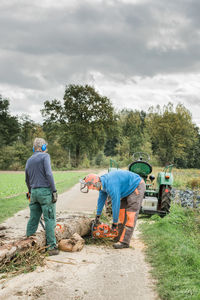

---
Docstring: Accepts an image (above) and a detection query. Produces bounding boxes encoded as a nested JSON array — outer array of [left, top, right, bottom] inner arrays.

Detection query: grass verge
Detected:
[[140, 204, 200, 300]]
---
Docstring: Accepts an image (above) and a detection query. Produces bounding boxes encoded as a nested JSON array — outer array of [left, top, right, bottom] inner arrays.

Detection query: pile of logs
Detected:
[[0, 215, 92, 265]]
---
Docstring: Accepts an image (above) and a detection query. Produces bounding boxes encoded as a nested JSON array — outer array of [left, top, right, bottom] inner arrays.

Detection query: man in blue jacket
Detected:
[[80, 170, 145, 249], [25, 138, 59, 255]]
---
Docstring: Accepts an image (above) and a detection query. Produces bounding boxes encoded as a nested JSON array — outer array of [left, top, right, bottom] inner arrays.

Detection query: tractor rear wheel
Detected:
[[160, 185, 172, 213]]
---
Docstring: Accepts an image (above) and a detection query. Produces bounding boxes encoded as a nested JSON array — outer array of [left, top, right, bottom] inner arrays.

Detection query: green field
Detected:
[[0, 171, 88, 223]]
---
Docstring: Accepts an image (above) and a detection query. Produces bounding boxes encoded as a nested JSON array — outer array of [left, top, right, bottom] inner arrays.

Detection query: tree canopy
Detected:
[[145, 103, 198, 166], [0, 88, 200, 170], [42, 84, 116, 166], [0, 95, 20, 146]]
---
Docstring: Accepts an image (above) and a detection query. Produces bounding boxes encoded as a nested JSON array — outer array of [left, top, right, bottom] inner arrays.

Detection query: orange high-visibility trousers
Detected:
[[117, 180, 146, 245]]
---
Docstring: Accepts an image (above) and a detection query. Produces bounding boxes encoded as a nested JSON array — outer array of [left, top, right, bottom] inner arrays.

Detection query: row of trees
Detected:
[[1, 85, 200, 170]]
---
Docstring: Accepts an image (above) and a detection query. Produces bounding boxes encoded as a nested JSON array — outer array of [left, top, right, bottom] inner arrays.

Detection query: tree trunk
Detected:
[[75, 144, 80, 167], [0, 215, 92, 265]]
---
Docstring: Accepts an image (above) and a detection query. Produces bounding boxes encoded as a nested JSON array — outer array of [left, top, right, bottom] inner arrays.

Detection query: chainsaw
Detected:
[[91, 222, 118, 239]]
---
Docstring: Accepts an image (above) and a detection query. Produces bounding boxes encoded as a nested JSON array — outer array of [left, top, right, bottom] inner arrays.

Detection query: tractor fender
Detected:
[[157, 171, 173, 186]]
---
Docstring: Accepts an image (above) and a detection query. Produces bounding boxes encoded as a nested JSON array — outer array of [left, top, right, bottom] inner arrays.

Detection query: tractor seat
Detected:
[[128, 161, 152, 178]]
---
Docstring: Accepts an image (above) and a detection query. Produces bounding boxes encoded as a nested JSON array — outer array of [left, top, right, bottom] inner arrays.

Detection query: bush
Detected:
[[0, 142, 31, 170], [94, 152, 110, 167], [80, 154, 90, 168], [186, 178, 200, 190], [48, 142, 69, 169], [9, 161, 24, 171], [95, 151, 104, 166], [0, 145, 14, 169]]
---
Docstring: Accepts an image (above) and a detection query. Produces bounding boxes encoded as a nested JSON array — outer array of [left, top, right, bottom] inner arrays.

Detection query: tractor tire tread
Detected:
[[161, 186, 172, 213]]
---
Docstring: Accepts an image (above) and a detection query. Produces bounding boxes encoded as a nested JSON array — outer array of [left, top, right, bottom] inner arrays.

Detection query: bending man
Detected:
[[80, 170, 145, 249]]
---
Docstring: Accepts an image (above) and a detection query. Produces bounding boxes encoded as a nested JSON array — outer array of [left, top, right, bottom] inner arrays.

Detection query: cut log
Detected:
[[58, 233, 85, 252], [55, 216, 92, 241], [0, 215, 92, 265]]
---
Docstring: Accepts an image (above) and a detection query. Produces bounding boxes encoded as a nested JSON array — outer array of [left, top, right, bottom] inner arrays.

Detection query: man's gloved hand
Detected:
[[26, 192, 31, 201], [94, 215, 101, 225], [52, 191, 58, 203]]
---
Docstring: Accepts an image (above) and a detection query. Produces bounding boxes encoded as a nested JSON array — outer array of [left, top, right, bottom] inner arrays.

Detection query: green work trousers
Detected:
[[26, 187, 56, 250]]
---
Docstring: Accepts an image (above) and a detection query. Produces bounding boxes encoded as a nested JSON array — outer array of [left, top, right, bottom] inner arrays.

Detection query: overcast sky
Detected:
[[1, 0, 200, 125]]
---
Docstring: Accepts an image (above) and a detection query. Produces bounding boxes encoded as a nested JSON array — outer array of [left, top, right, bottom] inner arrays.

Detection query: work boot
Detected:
[[113, 242, 129, 249], [48, 247, 60, 256], [113, 223, 123, 242]]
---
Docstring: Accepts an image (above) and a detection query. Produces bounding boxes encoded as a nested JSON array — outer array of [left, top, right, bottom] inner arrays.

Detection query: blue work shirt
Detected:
[[97, 170, 141, 223], [25, 151, 56, 192]]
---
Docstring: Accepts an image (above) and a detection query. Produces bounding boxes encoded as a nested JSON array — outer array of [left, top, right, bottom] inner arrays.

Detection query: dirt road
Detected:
[[0, 173, 159, 300]]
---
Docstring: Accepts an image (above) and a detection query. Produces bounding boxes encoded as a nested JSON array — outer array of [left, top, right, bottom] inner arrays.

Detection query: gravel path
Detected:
[[0, 171, 159, 300]]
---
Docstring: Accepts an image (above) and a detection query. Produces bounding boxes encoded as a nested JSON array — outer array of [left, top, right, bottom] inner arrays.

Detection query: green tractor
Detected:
[[106, 153, 173, 217], [128, 152, 173, 216]]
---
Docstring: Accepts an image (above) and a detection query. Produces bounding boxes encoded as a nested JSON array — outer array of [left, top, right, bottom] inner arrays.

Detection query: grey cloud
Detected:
[[174, 92, 200, 106], [1, 0, 200, 79], [0, 0, 200, 123]]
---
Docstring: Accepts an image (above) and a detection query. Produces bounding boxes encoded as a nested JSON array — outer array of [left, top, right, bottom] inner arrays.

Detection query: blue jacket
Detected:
[[97, 170, 141, 223]]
